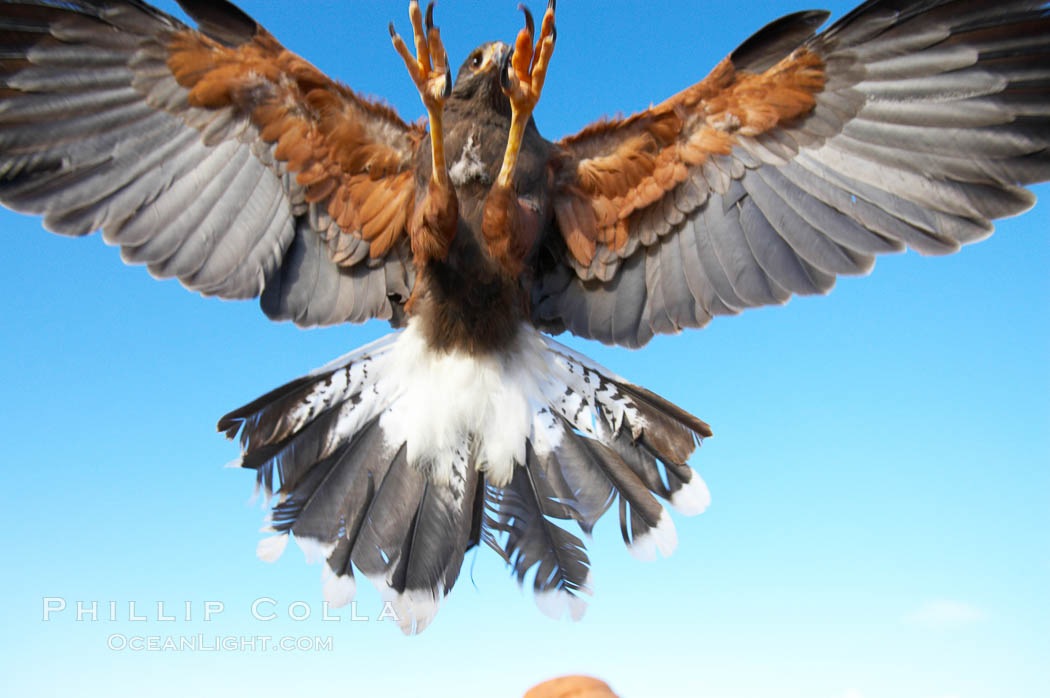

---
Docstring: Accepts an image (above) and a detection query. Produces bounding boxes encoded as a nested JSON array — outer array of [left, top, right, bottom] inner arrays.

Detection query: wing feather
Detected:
[[535, 0, 1050, 347], [0, 0, 425, 326]]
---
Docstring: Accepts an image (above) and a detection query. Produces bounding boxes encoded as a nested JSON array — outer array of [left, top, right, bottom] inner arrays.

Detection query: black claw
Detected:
[[425, 1, 435, 31], [388, 21, 396, 38], [518, 4, 534, 37], [442, 53, 453, 97], [499, 48, 514, 91], [548, 0, 556, 12]]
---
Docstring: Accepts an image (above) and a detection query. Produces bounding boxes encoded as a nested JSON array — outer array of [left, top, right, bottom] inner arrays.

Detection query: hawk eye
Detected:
[[470, 52, 482, 69]]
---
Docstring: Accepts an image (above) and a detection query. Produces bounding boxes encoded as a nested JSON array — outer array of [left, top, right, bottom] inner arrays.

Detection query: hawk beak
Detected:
[[484, 42, 510, 74], [491, 42, 509, 67]]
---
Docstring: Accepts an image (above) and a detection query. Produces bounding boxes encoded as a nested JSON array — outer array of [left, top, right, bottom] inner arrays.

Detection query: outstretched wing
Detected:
[[0, 0, 425, 326], [533, 0, 1049, 348]]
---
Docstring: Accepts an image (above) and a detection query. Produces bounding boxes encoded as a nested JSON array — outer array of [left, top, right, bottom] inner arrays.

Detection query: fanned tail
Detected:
[[218, 322, 711, 632]]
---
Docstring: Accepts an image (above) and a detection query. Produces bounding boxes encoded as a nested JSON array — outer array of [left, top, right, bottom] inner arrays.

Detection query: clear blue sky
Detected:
[[1, 2, 1047, 697]]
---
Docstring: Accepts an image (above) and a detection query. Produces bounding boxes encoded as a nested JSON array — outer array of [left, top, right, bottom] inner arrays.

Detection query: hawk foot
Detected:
[[496, 0, 557, 188], [389, 1, 451, 111], [390, 1, 452, 186]]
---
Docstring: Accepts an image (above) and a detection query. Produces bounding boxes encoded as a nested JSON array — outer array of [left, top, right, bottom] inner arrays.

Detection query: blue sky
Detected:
[[1, 1, 1047, 697]]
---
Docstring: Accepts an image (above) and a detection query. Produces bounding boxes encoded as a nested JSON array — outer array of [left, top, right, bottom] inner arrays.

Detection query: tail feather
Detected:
[[464, 473, 488, 551], [543, 339, 712, 522], [484, 449, 593, 621], [529, 412, 616, 535], [266, 445, 342, 535], [217, 373, 316, 441], [286, 418, 392, 543], [394, 467, 479, 616], [220, 323, 711, 633], [615, 381, 712, 461], [568, 425, 678, 561], [350, 446, 478, 634], [606, 427, 709, 516], [350, 446, 423, 582], [218, 332, 399, 455], [607, 428, 670, 501], [242, 405, 345, 499]]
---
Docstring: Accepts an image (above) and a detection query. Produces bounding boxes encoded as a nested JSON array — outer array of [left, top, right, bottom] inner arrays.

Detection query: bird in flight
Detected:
[[1, 0, 1046, 634]]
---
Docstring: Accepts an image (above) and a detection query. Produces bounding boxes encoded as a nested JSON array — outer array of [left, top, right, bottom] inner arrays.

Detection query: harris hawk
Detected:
[[0, 0, 1047, 635]]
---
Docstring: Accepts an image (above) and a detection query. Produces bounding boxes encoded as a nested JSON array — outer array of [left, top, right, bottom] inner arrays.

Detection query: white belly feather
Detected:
[[379, 319, 559, 487]]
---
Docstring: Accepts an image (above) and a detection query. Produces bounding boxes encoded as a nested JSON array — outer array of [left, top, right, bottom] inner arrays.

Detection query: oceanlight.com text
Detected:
[[106, 634, 333, 652]]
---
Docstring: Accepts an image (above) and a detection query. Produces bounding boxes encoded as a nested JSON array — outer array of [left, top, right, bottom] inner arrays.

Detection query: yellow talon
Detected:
[[496, 1, 557, 189], [390, 1, 452, 186]]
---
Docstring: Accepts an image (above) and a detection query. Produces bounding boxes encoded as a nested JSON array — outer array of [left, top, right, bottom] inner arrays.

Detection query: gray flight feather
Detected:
[[0, 0, 414, 326], [535, 0, 1050, 348]]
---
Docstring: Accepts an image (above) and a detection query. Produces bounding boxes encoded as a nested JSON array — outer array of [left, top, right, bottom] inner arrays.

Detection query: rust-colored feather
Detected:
[[166, 25, 425, 268], [303, 177, 338, 204], [554, 192, 598, 267], [554, 48, 826, 268]]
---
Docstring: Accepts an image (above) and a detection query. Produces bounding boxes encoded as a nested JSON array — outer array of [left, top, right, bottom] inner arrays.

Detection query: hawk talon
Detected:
[[499, 48, 514, 92], [389, 0, 450, 110], [519, 4, 534, 39], [390, 0, 453, 187], [442, 55, 453, 98], [502, 1, 556, 109], [425, 0, 436, 31], [494, 0, 557, 189]]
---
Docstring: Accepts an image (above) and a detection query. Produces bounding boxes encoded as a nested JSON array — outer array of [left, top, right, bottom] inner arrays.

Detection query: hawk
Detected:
[[0, 0, 1046, 634]]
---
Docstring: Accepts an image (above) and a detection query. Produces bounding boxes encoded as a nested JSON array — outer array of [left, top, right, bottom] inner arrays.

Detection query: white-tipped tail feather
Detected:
[[371, 581, 444, 635], [670, 474, 712, 516], [295, 536, 336, 566], [627, 510, 680, 562], [535, 572, 593, 621], [222, 321, 711, 633], [256, 533, 289, 563], [321, 565, 357, 609]]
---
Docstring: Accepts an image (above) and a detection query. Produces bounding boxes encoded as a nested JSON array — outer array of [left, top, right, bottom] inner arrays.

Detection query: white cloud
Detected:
[[907, 599, 988, 627]]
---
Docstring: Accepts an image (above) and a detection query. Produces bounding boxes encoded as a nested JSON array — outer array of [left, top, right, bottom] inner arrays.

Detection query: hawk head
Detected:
[[452, 41, 512, 114]]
